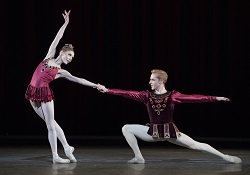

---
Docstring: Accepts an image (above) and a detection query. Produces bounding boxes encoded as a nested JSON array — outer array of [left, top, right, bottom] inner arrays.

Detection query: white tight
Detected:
[[30, 100, 69, 155], [122, 124, 228, 160]]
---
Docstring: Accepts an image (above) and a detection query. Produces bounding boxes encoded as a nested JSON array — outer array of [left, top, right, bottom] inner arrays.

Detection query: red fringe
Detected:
[[25, 84, 55, 102]]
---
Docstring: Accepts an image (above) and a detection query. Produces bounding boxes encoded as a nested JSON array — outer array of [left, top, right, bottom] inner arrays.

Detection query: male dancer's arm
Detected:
[[97, 85, 148, 103], [171, 90, 230, 104]]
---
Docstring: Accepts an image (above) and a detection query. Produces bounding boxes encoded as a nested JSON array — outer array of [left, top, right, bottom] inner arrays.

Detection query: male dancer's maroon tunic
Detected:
[[107, 89, 217, 138], [25, 58, 59, 102]]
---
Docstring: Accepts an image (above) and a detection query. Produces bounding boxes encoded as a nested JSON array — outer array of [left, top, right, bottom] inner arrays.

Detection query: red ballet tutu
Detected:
[[25, 84, 55, 102]]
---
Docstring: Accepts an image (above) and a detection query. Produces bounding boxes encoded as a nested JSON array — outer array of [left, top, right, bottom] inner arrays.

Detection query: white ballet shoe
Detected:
[[65, 146, 77, 163], [53, 155, 70, 164], [127, 157, 145, 164], [223, 155, 242, 164]]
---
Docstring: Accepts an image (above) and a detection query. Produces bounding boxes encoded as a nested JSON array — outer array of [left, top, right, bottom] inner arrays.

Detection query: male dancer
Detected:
[[97, 69, 242, 164]]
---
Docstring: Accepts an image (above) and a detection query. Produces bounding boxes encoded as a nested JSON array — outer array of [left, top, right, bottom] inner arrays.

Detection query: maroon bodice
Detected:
[[25, 58, 60, 102], [30, 58, 59, 87]]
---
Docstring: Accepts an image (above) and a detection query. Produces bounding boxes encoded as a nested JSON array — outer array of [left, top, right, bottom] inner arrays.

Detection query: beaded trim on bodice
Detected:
[[41, 58, 61, 72], [149, 91, 171, 115]]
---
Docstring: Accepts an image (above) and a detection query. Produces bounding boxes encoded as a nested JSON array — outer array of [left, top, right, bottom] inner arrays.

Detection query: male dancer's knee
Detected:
[[122, 124, 131, 135]]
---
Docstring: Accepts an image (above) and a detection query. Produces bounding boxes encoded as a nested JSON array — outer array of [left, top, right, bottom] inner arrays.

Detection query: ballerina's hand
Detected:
[[97, 84, 108, 93], [62, 10, 71, 24]]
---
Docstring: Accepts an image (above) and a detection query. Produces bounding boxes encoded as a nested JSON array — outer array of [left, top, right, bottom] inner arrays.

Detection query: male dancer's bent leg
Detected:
[[122, 124, 155, 164]]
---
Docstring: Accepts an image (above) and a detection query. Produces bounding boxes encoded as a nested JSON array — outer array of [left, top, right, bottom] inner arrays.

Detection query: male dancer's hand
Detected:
[[216, 97, 230, 102]]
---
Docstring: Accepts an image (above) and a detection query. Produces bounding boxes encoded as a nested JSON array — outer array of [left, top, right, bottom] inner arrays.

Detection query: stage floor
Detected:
[[0, 145, 249, 175]]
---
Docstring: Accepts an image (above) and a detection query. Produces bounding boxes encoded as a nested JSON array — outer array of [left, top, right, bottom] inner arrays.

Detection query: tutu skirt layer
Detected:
[[25, 84, 55, 102]]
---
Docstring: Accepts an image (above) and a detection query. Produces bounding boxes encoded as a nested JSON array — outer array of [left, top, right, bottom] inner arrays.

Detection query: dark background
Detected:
[[1, 0, 249, 145]]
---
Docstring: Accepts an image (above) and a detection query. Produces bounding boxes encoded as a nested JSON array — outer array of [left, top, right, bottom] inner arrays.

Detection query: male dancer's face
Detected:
[[149, 73, 161, 91]]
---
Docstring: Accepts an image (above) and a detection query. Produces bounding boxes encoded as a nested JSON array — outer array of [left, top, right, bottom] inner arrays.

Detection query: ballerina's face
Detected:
[[62, 50, 75, 64]]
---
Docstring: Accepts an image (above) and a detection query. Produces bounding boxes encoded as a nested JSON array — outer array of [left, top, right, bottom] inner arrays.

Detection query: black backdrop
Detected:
[[1, 0, 250, 140]]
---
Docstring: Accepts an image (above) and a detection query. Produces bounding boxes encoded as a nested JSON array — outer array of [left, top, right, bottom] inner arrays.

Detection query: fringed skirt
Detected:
[[147, 122, 181, 138], [25, 84, 55, 103]]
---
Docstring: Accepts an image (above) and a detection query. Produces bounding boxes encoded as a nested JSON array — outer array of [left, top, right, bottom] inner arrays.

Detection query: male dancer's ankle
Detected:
[[128, 157, 145, 164], [223, 155, 242, 164]]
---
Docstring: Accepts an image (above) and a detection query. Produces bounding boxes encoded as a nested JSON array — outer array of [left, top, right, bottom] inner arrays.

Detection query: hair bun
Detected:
[[65, 44, 74, 49]]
